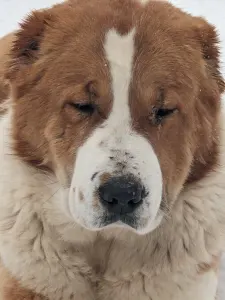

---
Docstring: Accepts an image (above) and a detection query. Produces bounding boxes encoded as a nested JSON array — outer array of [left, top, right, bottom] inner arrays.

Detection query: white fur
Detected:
[[138, 0, 164, 5], [182, 272, 218, 300], [138, 0, 150, 4], [68, 29, 163, 233]]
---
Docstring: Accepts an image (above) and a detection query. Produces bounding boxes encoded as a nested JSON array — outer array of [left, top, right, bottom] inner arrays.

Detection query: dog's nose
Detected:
[[98, 176, 144, 214]]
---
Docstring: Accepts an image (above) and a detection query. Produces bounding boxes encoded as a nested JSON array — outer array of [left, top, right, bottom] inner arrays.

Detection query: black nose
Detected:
[[98, 176, 144, 214]]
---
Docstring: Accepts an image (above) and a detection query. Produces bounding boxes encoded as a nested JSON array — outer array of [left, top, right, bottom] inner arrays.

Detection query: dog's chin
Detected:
[[79, 213, 163, 235], [105, 215, 163, 235]]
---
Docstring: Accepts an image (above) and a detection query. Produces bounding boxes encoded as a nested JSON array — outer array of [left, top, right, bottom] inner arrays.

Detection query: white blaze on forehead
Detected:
[[104, 29, 135, 123], [138, 0, 165, 4], [104, 29, 135, 69], [138, 0, 150, 4]]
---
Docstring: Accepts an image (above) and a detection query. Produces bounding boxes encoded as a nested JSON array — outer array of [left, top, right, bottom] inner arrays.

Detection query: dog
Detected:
[[0, 0, 225, 299]]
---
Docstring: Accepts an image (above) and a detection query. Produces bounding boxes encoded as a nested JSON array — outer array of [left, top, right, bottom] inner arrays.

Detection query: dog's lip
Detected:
[[100, 213, 137, 229]]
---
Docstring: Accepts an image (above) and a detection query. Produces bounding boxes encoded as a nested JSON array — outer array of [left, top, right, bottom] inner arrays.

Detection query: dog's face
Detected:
[[7, 0, 224, 233]]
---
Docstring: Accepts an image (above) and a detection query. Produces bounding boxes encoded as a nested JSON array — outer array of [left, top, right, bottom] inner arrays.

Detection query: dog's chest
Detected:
[[0, 221, 218, 300], [95, 270, 218, 300], [83, 237, 218, 300]]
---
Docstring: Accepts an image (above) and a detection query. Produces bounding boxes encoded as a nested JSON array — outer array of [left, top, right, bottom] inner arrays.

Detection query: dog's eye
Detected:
[[152, 107, 177, 124], [68, 102, 95, 115]]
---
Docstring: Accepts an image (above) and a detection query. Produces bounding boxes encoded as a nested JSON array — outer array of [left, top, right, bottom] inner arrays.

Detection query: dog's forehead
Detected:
[[55, 3, 191, 67], [43, 0, 199, 102], [51, 0, 176, 53]]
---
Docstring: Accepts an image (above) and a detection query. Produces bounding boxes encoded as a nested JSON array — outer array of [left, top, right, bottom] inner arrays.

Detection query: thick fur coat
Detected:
[[0, 1, 225, 299]]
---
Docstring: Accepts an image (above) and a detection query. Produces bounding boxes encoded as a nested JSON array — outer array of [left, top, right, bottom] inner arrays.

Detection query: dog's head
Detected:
[[7, 0, 224, 233]]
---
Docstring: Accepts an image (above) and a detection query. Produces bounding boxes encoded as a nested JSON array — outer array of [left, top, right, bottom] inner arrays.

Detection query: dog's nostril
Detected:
[[128, 199, 142, 210], [107, 198, 118, 206], [129, 197, 140, 204], [107, 197, 118, 204], [112, 198, 118, 204], [98, 175, 144, 214]]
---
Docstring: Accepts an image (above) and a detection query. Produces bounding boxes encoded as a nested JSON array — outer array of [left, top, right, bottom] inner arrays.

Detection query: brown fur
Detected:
[[0, 263, 46, 300]]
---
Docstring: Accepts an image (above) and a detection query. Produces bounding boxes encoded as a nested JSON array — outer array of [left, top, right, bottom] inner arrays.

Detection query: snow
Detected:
[[0, 0, 224, 298]]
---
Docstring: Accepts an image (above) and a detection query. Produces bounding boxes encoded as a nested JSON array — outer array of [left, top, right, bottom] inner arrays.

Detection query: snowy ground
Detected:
[[0, 0, 224, 298]]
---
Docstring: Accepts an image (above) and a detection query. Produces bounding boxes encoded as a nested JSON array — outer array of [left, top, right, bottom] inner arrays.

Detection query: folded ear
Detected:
[[193, 17, 225, 93], [7, 10, 53, 79]]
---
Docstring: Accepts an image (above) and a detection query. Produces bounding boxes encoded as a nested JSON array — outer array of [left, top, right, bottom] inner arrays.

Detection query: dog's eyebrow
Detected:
[[156, 88, 165, 106], [86, 80, 100, 98]]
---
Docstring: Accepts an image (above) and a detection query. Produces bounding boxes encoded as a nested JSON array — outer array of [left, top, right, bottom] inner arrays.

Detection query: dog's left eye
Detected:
[[152, 107, 177, 124], [68, 102, 95, 115]]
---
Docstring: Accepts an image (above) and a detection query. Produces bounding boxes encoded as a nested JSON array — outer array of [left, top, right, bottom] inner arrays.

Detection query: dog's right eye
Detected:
[[67, 102, 96, 115], [151, 106, 177, 125]]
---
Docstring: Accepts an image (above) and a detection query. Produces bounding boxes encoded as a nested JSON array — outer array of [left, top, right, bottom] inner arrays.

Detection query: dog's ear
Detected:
[[193, 17, 225, 93], [7, 10, 53, 79]]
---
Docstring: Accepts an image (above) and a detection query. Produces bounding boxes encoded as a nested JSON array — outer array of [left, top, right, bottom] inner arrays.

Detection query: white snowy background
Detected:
[[0, 0, 224, 298]]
